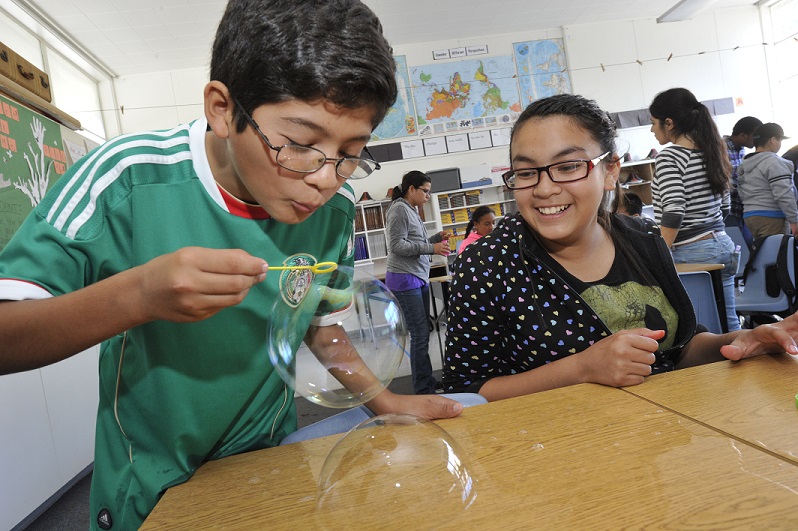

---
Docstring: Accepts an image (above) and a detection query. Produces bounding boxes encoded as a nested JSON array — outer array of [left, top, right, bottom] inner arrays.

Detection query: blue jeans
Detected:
[[671, 231, 741, 332], [393, 284, 437, 394]]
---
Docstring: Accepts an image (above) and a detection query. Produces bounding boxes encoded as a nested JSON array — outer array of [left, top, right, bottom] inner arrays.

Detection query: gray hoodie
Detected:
[[738, 151, 798, 222], [385, 198, 444, 280]]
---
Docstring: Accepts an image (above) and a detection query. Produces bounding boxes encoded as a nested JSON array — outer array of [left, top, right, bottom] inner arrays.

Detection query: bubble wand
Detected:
[[268, 262, 338, 274]]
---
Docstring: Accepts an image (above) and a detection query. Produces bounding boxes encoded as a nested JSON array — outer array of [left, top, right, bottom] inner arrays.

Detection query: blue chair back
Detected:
[[736, 234, 797, 316], [678, 271, 723, 334], [279, 393, 488, 446]]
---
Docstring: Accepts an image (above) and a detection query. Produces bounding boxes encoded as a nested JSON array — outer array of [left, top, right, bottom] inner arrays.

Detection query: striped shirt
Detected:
[[652, 145, 728, 243]]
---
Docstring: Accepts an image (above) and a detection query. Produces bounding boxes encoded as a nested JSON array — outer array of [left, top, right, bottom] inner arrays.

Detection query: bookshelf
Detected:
[[619, 160, 656, 205], [354, 198, 436, 263], [430, 184, 517, 253]]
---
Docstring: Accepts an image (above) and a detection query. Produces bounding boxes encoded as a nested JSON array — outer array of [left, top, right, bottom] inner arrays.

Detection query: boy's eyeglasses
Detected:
[[232, 98, 380, 180], [502, 152, 611, 190]]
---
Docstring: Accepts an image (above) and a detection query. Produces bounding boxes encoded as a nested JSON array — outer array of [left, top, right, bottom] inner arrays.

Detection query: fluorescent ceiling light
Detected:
[[657, 0, 718, 22]]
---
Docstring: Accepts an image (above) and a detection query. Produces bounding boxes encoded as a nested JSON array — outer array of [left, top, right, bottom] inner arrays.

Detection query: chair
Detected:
[[279, 393, 488, 445], [678, 271, 723, 334], [735, 234, 797, 325]]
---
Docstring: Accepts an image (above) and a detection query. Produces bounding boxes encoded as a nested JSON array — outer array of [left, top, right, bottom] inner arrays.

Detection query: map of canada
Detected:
[[513, 38, 572, 106], [411, 56, 521, 130], [371, 56, 417, 142]]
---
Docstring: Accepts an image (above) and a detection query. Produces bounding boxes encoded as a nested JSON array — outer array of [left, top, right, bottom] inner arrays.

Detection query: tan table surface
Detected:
[[674, 262, 724, 273], [623, 354, 798, 465], [143, 381, 798, 530]]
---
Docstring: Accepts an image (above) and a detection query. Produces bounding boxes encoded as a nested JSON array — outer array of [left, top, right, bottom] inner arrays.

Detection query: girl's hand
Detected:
[[721, 314, 798, 361], [578, 328, 665, 387], [433, 241, 451, 256]]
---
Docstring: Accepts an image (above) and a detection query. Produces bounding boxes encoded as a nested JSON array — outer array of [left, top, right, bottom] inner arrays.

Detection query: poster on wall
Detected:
[[410, 56, 522, 133], [512, 38, 572, 107], [371, 56, 418, 142], [0, 93, 69, 251]]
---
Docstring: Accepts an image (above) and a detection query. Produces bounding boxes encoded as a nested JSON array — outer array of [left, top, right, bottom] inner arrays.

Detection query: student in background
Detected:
[[783, 143, 798, 185], [458, 205, 497, 253], [385, 170, 452, 394], [616, 191, 643, 217], [649, 87, 740, 332], [738, 122, 797, 239], [0, 2, 463, 528], [443, 93, 798, 401], [724, 116, 762, 249]]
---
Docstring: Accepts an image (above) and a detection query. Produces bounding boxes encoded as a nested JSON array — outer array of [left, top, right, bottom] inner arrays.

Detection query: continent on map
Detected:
[[411, 56, 521, 128], [426, 72, 470, 120]]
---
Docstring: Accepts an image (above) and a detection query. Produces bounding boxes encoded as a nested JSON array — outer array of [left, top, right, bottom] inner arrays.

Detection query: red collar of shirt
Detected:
[[217, 185, 271, 219]]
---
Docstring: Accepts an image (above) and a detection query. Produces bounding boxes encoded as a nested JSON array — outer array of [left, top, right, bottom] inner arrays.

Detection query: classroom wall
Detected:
[[109, 5, 781, 202]]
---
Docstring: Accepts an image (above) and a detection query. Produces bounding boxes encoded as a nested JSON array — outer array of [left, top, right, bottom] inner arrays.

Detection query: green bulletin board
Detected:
[[0, 92, 68, 252]]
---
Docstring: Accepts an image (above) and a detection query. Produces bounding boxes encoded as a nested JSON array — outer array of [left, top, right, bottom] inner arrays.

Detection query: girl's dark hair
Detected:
[[511, 94, 618, 232], [391, 170, 430, 201], [511, 94, 653, 283], [465, 205, 495, 234], [648, 88, 731, 195], [211, 0, 397, 132]]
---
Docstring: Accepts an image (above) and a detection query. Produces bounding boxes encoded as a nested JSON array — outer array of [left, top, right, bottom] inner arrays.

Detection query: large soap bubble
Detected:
[[268, 266, 406, 408], [316, 414, 477, 529]]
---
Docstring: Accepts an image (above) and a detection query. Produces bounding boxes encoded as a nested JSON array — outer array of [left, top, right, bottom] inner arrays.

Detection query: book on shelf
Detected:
[[363, 205, 384, 230], [354, 207, 365, 232], [354, 235, 369, 260]]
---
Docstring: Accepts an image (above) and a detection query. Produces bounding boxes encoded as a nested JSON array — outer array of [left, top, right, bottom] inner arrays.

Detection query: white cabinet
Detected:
[[0, 346, 98, 530], [430, 184, 517, 253]]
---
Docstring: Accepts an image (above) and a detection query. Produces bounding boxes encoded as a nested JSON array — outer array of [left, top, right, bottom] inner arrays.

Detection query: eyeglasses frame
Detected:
[[231, 97, 381, 179], [502, 151, 612, 190]]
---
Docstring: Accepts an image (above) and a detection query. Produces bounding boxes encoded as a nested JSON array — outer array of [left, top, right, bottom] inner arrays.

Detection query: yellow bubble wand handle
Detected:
[[268, 261, 338, 274]]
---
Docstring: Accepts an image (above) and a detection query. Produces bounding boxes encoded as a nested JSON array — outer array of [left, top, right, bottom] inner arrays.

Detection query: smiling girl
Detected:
[[443, 94, 798, 401]]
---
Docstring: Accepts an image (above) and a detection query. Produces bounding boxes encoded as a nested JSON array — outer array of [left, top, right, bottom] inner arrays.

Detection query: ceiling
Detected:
[[14, 0, 758, 77]]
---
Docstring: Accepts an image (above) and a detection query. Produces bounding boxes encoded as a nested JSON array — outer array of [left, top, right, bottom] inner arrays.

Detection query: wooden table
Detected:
[[624, 354, 798, 465], [675, 262, 728, 333], [143, 368, 798, 529]]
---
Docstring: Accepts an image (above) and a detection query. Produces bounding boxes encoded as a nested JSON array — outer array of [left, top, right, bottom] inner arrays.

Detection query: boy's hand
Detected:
[[578, 328, 664, 387], [366, 389, 464, 420], [137, 247, 267, 322]]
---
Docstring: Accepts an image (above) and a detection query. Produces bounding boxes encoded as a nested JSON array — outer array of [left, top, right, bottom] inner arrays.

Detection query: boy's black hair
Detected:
[[620, 192, 643, 216], [731, 116, 763, 136], [211, 0, 397, 132]]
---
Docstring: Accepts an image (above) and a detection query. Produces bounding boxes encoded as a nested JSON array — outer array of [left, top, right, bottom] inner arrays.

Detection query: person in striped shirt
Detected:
[[649, 87, 740, 331]]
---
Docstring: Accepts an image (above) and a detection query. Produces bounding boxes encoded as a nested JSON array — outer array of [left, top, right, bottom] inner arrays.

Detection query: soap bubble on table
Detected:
[[315, 414, 477, 529], [268, 266, 406, 408]]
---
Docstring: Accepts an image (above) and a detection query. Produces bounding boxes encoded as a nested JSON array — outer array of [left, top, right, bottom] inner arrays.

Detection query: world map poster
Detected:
[[371, 56, 417, 142], [410, 56, 522, 134], [513, 38, 572, 107]]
